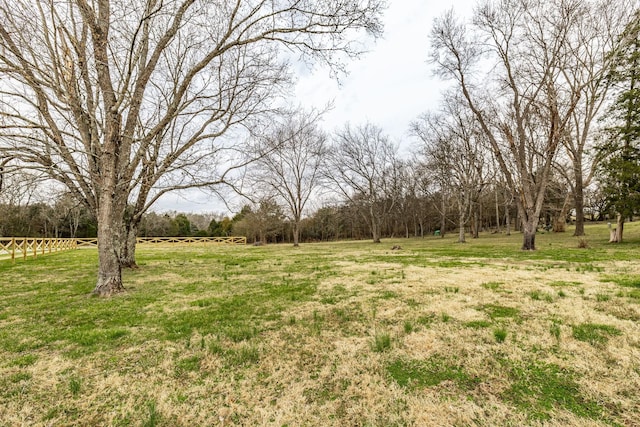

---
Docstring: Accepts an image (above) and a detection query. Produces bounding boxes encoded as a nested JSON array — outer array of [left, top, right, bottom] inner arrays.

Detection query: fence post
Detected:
[[23, 238, 27, 260], [11, 237, 15, 264]]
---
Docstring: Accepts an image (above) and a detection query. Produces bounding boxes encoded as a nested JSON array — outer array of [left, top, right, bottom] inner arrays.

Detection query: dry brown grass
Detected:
[[1, 231, 639, 426]]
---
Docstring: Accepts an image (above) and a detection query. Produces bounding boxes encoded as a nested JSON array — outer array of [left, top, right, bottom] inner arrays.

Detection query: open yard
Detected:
[[1, 224, 639, 426]]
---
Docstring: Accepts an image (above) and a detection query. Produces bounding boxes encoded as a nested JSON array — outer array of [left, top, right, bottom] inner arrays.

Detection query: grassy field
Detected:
[[1, 223, 639, 426]]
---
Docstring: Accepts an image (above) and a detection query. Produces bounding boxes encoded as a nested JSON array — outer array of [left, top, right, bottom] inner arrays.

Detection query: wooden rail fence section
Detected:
[[75, 236, 247, 247], [0, 238, 77, 263], [1, 236, 247, 262]]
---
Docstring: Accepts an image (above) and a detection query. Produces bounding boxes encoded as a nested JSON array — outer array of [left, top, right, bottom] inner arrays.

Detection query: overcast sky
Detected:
[[153, 1, 475, 214], [295, 1, 467, 148]]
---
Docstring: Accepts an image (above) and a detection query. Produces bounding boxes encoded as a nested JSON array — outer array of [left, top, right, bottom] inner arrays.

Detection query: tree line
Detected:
[[0, 163, 610, 243], [1, 0, 639, 295]]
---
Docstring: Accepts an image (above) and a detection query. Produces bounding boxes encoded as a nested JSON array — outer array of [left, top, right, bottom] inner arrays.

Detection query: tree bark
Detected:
[[292, 220, 300, 247], [94, 192, 125, 296], [371, 217, 382, 243], [472, 206, 479, 239], [458, 211, 466, 243], [120, 220, 139, 268], [611, 214, 625, 243], [522, 226, 536, 251], [521, 205, 539, 251], [573, 168, 586, 236]]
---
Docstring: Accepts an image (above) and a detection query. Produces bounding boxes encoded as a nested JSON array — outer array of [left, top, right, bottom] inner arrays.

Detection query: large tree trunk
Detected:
[[369, 205, 382, 243], [472, 205, 479, 239], [610, 214, 624, 243], [521, 210, 539, 251], [94, 193, 125, 296], [458, 211, 466, 243], [519, 198, 540, 250], [120, 220, 139, 268], [522, 226, 536, 251], [371, 218, 381, 243], [573, 168, 586, 236], [292, 220, 300, 247]]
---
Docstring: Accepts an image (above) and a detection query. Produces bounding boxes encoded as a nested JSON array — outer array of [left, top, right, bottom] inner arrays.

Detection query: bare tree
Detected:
[[326, 122, 399, 243], [412, 96, 490, 243], [0, 0, 385, 295], [431, 0, 586, 250], [555, 0, 634, 236], [252, 108, 328, 246]]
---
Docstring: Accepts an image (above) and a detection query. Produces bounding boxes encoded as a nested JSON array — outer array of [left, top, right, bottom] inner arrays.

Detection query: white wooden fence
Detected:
[[1, 236, 247, 263], [0, 238, 77, 263]]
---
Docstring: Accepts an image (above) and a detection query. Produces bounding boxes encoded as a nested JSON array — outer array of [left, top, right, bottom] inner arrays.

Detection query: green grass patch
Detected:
[[550, 320, 562, 343], [69, 377, 82, 397], [226, 344, 260, 367], [548, 280, 582, 287], [481, 304, 520, 321], [602, 274, 640, 288], [481, 281, 503, 291], [9, 354, 38, 367], [503, 360, 606, 421], [528, 290, 550, 301], [493, 328, 508, 343], [143, 400, 162, 427], [572, 323, 622, 346], [175, 355, 202, 376], [416, 313, 436, 327], [372, 332, 392, 352], [616, 289, 640, 300], [403, 321, 414, 334], [463, 320, 492, 329], [387, 356, 479, 391], [377, 290, 398, 300]]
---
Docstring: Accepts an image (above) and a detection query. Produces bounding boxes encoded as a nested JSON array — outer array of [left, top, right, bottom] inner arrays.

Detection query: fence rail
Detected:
[[1, 236, 247, 261], [75, 236, 246, 247], [137, 236, 247, 245], [0, 238, 77, 262]]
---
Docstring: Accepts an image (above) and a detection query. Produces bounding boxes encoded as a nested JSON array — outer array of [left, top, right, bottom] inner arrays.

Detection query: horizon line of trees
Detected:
[[0, 178, 615, 243]]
